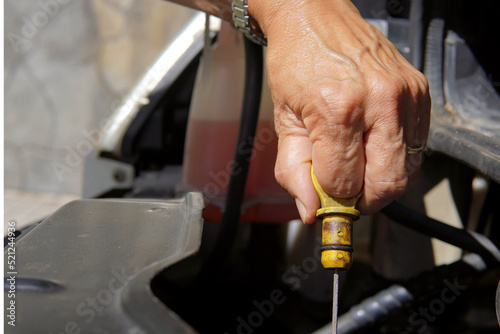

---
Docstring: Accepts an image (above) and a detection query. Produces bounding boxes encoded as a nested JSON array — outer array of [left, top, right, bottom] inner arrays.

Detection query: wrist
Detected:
[[246, 0, 281, 36], [245, 0, 361, 42]]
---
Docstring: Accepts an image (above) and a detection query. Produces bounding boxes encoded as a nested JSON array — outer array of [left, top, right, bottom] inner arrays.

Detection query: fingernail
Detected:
[[295, 198, 307, 223]]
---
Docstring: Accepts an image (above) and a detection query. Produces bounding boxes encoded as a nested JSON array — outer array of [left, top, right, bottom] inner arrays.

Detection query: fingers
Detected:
[[357, 69, 430, 214], [274, 83, 367, 222], [358, 113, 408, 214], [275, 76, 429, 217], [304, 84, 366, 199], [403, 72, 431, 182]]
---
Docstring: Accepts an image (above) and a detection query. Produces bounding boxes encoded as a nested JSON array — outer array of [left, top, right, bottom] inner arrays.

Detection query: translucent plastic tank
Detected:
[[182, 22, 298, 223]]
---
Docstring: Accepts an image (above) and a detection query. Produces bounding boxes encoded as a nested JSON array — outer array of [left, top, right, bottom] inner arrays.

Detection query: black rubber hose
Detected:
[[476, 181, 499, 235], [203, 38, 264, 275], [382, 201, 500, 266]]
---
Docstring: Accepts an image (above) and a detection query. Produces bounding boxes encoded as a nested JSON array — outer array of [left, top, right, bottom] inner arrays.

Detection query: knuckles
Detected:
[[366, 65, 429, 107], [368, 72, 408, 104], [301, 80, 366, 129]]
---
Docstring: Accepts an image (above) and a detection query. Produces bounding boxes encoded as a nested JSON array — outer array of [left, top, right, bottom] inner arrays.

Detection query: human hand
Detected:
[[250, 0, 431, 222]]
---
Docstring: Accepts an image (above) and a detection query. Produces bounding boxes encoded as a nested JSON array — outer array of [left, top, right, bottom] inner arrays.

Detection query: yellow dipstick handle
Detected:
[[311, 166, 361, 270]]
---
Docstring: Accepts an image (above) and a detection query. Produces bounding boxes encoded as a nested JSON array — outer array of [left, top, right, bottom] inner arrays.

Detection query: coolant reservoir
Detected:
[[182, 22, 298, 223]]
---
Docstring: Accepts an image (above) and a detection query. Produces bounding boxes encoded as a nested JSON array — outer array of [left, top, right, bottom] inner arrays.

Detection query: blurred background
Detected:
[[4, 0, 198, 232]]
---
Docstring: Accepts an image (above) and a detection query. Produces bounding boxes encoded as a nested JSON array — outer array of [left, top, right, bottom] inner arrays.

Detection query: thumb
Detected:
[[274, 125, 319, 224]]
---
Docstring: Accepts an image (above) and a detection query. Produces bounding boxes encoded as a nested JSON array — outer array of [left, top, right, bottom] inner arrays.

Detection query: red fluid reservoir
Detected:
[[182, 22, 298, 223]]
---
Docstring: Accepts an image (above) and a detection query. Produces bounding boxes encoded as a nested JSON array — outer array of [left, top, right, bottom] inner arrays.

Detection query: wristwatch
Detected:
[[232, 0, 267, 46]]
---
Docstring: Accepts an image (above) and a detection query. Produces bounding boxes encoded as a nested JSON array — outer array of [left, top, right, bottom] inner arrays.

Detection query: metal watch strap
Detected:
[[232, 0, 267, 46]]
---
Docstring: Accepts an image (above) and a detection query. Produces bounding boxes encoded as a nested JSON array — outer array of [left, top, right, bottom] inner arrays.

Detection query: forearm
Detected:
[[167, 0, 233, 22], [167, 0, 364, 48], [248, 0, 361, 37]]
